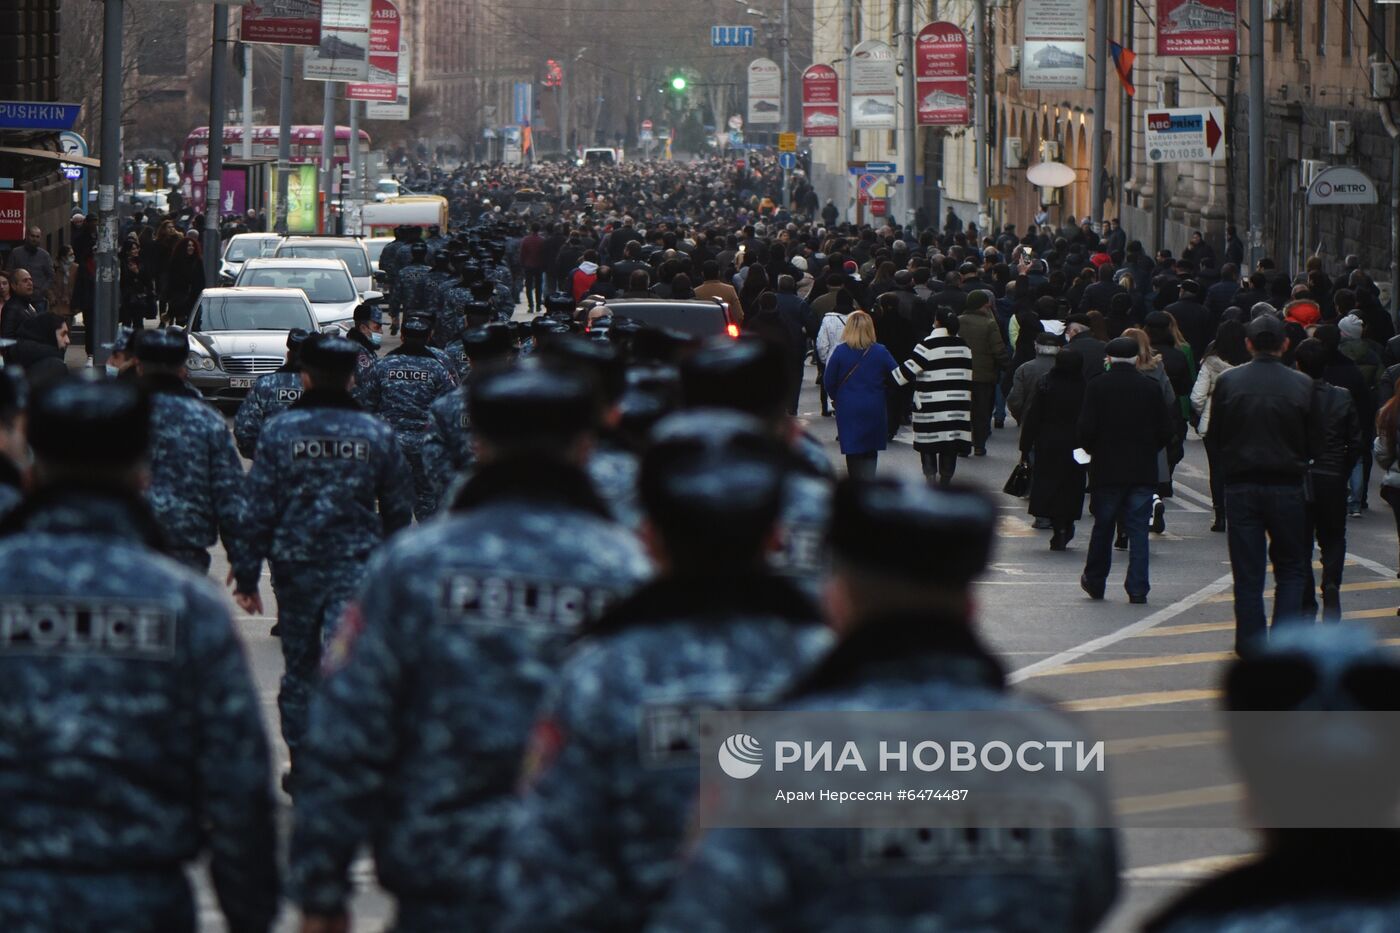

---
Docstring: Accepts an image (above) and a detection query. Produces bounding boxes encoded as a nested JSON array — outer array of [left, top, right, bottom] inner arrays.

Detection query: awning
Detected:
[[0, 146, 101, 168]]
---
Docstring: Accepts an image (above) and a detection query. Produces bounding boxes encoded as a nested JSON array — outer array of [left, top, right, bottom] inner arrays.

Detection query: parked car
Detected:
[[274, 236, 375, 293], [595, 297, 738, 340], [234, 257, 375, 334], [219, 233, 282, 284], [365, 236, 394, 274], [184, 286, 318, 404]]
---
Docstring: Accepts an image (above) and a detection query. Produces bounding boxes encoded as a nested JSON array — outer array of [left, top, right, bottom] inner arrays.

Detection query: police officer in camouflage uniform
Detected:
[[395, 241, 435, 321], [289, 360, 651, 932], [0, 381, 278, 932], [232, 335, 413, 793], [378, 225, 414, 335], [345, 302, 384, 402], [135, 329, 248, 575], [441, 302, 500, 381], [681, 338, 834, 597], [0, 370, 27, 520], [433, 262, 483, 351], [234, 327, 309, 459], [364, 315, 457, 520], [499, 410, 828, 931], [423, 249, 457, 324], [421, 324, 515, 503], [1146, 626, 1400, 933], [650, 478, 1120, 933]]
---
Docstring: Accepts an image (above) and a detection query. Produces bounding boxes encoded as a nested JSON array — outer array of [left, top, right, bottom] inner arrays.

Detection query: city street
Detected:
[[179, 327, 1400, 932]]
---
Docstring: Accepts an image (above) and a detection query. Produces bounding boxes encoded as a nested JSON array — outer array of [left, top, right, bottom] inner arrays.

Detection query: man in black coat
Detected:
[[1077, 336, 1172, 604], [1164, 279, 1213, 361], [1065, 314, 1107, 381], [1079, 263, 1125, 315]]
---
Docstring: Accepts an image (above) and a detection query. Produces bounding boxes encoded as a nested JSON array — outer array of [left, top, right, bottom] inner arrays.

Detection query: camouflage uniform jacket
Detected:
[[233, 368, 303, 460], [364, 347, 456, 437]]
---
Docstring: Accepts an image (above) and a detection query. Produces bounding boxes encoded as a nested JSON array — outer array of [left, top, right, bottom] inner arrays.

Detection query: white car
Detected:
[[185, 287, 318, 403], [274, 236, 375, 294], [219, 233, 282, 284], [235, 257, 375, 334], [365, 236, 394, 274]]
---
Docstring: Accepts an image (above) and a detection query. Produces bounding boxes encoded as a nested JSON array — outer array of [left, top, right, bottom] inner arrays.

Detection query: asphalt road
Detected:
[[170, 330, 1400, 932]]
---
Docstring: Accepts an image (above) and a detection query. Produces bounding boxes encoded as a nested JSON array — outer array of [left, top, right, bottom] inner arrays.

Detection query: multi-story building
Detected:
[[1, 0, 70, 254]]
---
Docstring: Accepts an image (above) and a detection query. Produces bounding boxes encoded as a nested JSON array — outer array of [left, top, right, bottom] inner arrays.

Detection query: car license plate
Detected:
[[229, 377, 254, 389]]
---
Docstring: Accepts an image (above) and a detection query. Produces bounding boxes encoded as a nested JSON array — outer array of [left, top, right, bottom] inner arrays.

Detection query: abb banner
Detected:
[[915, 21, 970, 126], [801, 64, 839, 137], [0, 192, 24, 242], [346, 0, 401, 101], [1157, 0, 1236, 56]]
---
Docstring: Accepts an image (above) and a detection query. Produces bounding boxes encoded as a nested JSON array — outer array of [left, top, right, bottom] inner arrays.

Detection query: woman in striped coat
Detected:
[[891, 309, 974, 487]]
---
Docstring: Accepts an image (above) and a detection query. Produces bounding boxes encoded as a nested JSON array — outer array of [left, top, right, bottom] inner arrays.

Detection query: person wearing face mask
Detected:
[[102, 326, 139, 380], [346, 302, 385, 400]]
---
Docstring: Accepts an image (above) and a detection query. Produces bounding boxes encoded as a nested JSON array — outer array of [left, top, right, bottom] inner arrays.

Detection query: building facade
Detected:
[[1, 0, 70, 255]]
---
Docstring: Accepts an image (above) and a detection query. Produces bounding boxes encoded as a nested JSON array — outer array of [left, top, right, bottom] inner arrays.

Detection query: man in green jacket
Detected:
[[958, 289, 1010, 455]]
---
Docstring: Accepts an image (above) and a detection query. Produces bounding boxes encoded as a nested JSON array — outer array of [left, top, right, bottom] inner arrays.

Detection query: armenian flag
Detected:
[[1109, 41, 1136, 97]]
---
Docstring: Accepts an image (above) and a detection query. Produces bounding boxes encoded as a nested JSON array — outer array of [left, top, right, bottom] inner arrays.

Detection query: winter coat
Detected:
[[1020, 366, 1087, 523], [824, 342, 898, 455], [1077, 363, 1172, 488], [891, 327, 972, 455], [1007, 352, 1056, 424], [1189, 354, 1235, 437], [957, 305, 1009, 383], [814, 311, 848, 366]]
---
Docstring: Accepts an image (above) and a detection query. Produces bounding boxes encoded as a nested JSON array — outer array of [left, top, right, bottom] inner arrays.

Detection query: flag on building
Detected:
[[1109, 41, 1136, 96]]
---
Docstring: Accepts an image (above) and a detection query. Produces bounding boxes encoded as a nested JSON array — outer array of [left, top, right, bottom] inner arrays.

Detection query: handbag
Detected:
[[1003, 458, 1032, 498]]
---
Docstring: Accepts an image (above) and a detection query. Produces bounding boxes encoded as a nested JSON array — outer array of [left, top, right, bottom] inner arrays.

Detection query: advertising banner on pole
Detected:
[[286, 163, 320, 234], [1156, 0, 1237, 56], [850, 39, 897, 129], [1021, 0, 1088, 89], [915, 21, 970, 125], [240, 0, 322, 46], [0, 191, 25, 242], [365, 39, 411, 120], [304, 0, 371, 81], [801, 64, 839, 137], [747, 58, 782, 125], [1143, 107, 1225, 162], [346, 0, 400, 100]]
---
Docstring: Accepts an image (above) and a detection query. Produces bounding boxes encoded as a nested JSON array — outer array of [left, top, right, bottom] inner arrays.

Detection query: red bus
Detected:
[[179, 125, 371, 212]]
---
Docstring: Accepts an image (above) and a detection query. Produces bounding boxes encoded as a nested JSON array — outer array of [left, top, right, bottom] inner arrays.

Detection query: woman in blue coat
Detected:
[[823, 310, 898, 478]]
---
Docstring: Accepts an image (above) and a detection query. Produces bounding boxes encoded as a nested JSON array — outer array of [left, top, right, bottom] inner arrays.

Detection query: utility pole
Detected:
[[782, 0, 792, 213], [974, 0, 988, 229], [241, 44, 253, 160], [349, 99, 361, 212], [899, 0, 916, 227], [843, 0, 855, 221], [320, 81, 336, 233], [275, 45, 293, 235], [1247, 0, 1265, 266], [94, 0, 123, 364], [1120, 0, 1133, 215], [204, 4, 229, 287], [1090, 0, 1106, 229]]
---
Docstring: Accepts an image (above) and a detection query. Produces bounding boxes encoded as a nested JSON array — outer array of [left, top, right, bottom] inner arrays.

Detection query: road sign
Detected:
[[642, 119, 654, 131], [779, 152, 797, 170], [728, 114, 744, 131], [1307, 166, 1378, 206], [1143, 107, 1225, 163], [0, 102, 80, 131], [778, 132, 798, 152], [712, 25, 756, 47], [0, 191, 25, 241], [865, 161, 898, 174]]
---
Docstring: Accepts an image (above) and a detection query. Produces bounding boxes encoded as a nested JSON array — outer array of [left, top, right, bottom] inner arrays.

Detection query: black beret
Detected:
[[469, 360, 599, 445], [460, 326, 514, 363], [463, 301, 495, 322], [410, 241, 429, 259], [530, 316, 572, 338], [29, 380, 150, 467], [400, 315, 433, 337], [353, 303, 383, 325], [102, 325, 136, 355], [542, 293, 577, 315], [286, 327, 311, 350], [537, 334, 625, 403], [641, 410, 785, 530], [299, 334, 361, 375], [681, 336, 787, 418], [829, 478, 995, 585], [134, 328, 188, 367]]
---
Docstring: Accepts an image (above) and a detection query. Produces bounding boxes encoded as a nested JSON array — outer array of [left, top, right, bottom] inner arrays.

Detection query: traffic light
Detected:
[[670, 75, 687, 92], [544, 59, 563, 87]]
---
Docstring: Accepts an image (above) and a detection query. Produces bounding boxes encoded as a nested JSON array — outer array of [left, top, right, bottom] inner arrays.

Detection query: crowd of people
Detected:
[[0, 151, 1396, 931]]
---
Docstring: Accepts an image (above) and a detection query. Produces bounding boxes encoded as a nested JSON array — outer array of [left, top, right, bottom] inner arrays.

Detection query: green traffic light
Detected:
[[670, 76, 687, 92]]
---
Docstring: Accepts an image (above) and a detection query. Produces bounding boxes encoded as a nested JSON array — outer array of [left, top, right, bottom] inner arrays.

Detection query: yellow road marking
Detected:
[[1116, 783, 1243, 816], [1106, 730, 1226, 755], [1030, 650, 1235, 678], [1135, 606, 1399, 639], [1204, 579, 1400, 604], [1063, 689, 1220, 711]]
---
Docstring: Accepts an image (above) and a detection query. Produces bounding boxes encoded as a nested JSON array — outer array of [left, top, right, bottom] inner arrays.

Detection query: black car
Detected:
[[596, 298, 738, 340]]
